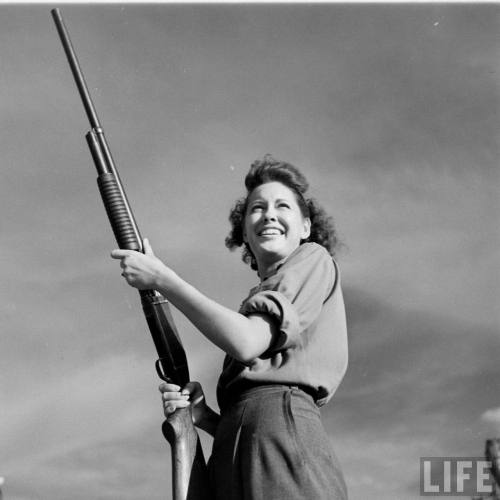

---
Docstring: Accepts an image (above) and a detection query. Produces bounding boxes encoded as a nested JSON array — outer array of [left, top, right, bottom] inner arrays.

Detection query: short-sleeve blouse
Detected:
[[216, 242, 348, 410]]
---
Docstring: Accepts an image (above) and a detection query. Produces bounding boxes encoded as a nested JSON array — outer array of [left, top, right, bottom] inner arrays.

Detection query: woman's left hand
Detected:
[[111, 238, 171, 290]]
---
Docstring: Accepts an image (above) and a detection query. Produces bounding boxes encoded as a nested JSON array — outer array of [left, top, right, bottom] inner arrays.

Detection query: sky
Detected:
[[0, 3, 499, 500]]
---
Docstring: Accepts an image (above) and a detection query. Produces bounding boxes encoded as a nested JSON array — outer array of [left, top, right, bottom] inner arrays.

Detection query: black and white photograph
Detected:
[[1, 2, 499, 499]]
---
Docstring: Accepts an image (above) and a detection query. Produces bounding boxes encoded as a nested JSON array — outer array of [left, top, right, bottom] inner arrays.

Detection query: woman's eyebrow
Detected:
[[248, 198, 265, 205]]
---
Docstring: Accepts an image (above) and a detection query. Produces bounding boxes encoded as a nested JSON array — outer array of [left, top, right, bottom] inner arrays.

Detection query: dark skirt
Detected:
[[208, 384, 347, 500]]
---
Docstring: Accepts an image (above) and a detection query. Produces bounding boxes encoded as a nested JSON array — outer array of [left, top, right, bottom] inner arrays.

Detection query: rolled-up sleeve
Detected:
[[239, 243, 336, 352]]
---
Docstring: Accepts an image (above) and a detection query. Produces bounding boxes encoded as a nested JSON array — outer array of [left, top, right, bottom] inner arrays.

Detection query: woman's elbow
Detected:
[[228, 343, 264, 364], [229, 319, 275, 363]]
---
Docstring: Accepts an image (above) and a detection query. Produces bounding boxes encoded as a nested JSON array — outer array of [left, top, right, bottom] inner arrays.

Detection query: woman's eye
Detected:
[[278, 203, 290, 209]]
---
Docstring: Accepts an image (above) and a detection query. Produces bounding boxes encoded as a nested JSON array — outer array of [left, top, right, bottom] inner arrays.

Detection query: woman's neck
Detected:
[[257, 256, 287, 282], [256, 244, 306, 281]]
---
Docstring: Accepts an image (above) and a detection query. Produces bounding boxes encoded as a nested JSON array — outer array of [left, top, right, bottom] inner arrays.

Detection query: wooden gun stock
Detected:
[[163, 411, 211, 500]]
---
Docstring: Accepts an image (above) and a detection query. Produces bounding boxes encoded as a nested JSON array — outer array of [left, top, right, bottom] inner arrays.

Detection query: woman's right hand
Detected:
[[159, 381, 209, 426]]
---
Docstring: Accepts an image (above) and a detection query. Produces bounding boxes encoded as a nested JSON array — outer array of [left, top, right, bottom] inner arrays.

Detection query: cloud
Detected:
[[1, 352, 213, 500], [481, 407, 500, 433], [323, 287, 499, 499], [2, 354, 154, 467]]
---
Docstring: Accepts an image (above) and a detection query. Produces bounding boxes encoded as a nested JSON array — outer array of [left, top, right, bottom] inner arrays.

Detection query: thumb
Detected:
[[143, 238, 155, 256], [182, 382, 204, 404]]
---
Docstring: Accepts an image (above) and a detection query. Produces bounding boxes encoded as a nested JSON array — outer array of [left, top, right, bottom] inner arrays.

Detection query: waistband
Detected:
[[222, 382, 318, 409]]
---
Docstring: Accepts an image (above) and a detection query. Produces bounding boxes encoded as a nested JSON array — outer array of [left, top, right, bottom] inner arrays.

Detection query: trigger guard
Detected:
[[155, 359, 171, 382]]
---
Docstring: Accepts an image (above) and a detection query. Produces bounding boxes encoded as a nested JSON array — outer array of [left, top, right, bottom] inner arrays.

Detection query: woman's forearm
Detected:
[[156, 271, 276, 363], [110, 243, 275, 361]]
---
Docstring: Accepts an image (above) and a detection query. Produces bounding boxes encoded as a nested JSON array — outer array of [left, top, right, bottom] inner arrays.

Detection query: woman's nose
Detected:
[[264, 207, 277, 221]]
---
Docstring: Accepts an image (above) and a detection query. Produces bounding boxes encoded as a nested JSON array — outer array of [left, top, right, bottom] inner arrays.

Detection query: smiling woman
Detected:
[[226, 155, 340, 271], [242, 181, 312, 278], [111, 154, 348, 499]]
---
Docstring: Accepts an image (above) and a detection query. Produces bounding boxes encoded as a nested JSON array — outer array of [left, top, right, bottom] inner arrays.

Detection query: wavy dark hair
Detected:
[[225, 154, 340, 270]]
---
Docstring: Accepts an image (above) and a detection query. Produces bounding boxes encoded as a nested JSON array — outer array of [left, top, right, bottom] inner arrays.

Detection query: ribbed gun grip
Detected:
[[97, 173, 141, 251]]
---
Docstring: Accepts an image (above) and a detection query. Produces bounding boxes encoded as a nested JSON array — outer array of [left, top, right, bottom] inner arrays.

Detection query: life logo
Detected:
[[420, 457, 497, 496]]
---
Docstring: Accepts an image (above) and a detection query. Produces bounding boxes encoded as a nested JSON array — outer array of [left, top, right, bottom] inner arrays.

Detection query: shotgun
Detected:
[[51, 9, 209, 499]]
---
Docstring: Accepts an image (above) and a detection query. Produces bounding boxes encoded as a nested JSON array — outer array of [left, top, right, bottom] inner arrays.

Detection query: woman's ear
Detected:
[[301, 218, 311, 241]]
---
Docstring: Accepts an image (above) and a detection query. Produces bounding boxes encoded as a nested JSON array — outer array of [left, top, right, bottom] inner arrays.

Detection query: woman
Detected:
[[111, 155, 348, 499]]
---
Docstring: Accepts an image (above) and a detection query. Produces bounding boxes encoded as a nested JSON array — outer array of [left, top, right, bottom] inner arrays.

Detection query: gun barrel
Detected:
[[51, 8, 101, 129], [52, 8, 144, 253], [53, 6, 190, 392]]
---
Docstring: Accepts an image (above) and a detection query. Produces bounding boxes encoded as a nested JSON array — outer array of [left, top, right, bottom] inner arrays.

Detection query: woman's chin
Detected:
[[255, 242, 295, 265]]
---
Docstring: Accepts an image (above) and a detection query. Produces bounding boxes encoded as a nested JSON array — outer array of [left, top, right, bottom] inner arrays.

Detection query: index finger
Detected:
[[159, 382, 181, 393], [110, 249, 134, 259]]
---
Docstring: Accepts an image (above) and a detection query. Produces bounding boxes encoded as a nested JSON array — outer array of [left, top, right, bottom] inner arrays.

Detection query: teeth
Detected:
[[260, 229, 281, 236]]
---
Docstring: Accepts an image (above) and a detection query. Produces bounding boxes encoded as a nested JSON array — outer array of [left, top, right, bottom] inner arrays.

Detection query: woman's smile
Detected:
[[258, 226, 284, 237]]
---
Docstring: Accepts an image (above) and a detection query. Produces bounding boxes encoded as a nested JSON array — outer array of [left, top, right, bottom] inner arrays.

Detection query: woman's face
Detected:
[[244, 181, 311, 270]]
